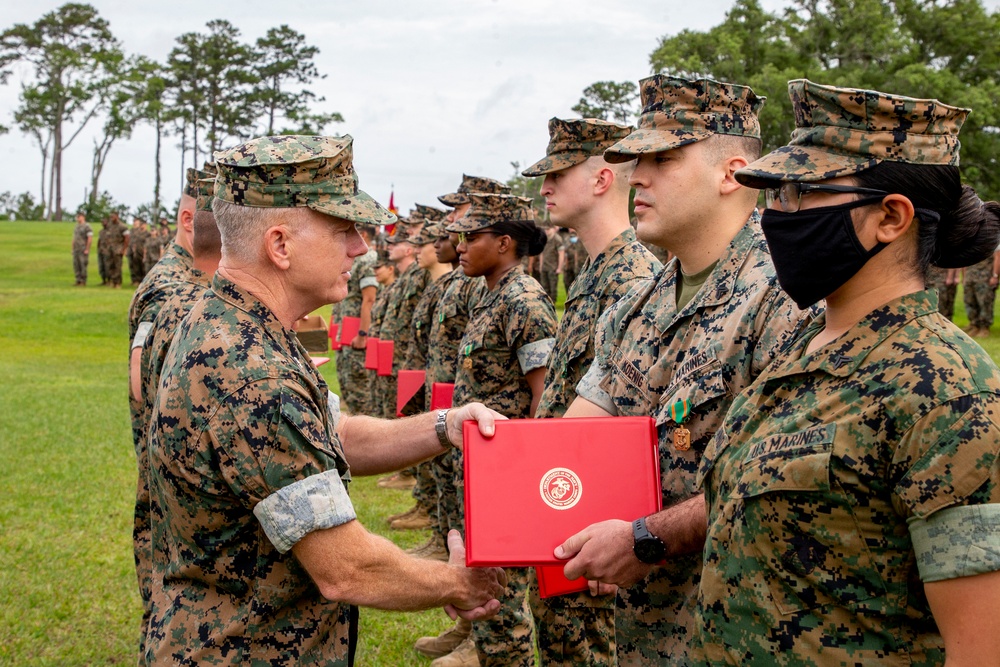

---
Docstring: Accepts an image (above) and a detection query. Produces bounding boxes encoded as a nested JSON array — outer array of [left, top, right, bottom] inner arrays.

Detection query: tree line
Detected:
[[0, 3, 340, 221], [573, 0, 1000, 202]]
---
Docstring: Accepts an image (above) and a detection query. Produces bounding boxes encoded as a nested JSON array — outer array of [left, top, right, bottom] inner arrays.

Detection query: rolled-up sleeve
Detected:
[[254, 469, 356, 553]]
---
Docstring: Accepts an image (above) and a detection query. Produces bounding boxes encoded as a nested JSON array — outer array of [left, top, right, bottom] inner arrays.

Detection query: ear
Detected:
[[593, 167, 614, 196], [179, 207, 195, 233], [719, 155, 749, 196], [871, 194, 915, 244], [496, 234, 512, 255], [263, 222, 293, 271]]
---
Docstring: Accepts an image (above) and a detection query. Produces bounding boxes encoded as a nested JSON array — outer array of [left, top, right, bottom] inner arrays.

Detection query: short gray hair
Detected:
[[212, 199, 306, 263]]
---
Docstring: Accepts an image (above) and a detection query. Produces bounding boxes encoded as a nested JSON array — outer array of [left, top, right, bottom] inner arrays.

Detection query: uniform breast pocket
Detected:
[[436, 302, 458, 329], [736, 434, 884, 614]]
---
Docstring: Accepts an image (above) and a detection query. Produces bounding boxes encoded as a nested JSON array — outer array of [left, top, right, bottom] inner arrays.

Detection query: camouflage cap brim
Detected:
[[521, 150, 591, 177], [438, 192, 469, 207], [308, 190, 396, 226], [603, 127, 710, 163], [444, 216, 494, 233], [735, 145, 880, 189]]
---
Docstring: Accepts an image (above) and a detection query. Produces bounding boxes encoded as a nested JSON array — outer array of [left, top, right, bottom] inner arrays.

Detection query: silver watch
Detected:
[[434, 409, 452, 449]]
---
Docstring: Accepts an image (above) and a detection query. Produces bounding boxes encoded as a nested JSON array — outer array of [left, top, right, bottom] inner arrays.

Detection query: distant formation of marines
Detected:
[[121, 71, 1000, 667]]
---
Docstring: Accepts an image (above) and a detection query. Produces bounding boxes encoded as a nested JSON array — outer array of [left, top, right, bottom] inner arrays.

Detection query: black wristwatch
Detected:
[[632, 517, 666, 564]]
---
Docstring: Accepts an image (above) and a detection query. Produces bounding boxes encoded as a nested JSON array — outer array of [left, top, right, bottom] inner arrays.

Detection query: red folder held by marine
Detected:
[[463, 417, 661, 568]]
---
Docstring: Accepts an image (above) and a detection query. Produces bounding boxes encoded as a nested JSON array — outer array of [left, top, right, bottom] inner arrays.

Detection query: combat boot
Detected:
[[377, 472, 417, 490], [429, 636, 479, 666], [407, 534, 449, 561], [386, 505, 419, 524], [390, 505, 431, 530], [415, 618, 472, 659], [974, 327, 991, 338]]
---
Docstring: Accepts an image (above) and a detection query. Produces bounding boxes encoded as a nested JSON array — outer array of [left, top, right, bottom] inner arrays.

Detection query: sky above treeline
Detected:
[[2, 0, 997, 218]]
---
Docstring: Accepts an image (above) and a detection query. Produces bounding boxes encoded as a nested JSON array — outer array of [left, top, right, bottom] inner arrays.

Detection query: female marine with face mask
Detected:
[[694, 80, 1000, 666]]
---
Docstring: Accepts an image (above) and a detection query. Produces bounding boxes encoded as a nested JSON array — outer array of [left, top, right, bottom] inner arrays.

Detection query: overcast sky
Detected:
[[1, 0, 994, 217]]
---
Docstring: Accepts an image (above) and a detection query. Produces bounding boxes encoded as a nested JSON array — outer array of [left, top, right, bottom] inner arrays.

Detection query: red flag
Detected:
[[386, 188, 398, 235]]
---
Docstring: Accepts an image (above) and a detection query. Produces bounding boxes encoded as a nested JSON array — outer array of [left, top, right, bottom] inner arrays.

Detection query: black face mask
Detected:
[[760, 197, 887, 309]]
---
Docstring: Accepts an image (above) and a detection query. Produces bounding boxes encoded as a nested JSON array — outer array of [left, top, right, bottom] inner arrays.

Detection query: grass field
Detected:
[[2, 220, 999, 666]]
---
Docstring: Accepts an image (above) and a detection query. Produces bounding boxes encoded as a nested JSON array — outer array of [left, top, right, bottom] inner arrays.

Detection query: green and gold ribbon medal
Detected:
[[671, 398, 691, 451], [462, 343, 473, 371]]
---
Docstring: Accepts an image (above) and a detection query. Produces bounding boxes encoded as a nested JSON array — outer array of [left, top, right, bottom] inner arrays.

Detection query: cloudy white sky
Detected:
[[1, 0, 994, 217]]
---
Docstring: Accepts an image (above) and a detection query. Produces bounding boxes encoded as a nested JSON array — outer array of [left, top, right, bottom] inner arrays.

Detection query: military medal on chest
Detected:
[[462, 343, 473, 371], [671, 398, 691, 451]]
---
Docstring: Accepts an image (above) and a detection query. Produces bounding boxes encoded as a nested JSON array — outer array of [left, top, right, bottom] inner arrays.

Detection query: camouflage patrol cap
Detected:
[[735, 80, 970, 188], [522, 117, 632, 176], [438, 174, 511, 206], [415, 203, 447, 222], [604, 74, 764, 163], [184, 168, 201, 198], [407, 221, 446, 245], [374, 250, 393, 267], [195, 176, 216, 212], [213, 135, 396, 225], [445, 193, 534, 233]]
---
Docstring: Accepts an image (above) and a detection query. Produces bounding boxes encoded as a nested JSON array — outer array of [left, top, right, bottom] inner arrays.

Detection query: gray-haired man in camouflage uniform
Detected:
[[143, 135, 506, 666], [552, 75, 815, 665], [520, 116, 663, 666]]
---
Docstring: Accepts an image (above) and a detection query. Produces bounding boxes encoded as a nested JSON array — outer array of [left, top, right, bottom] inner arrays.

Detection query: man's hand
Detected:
[[350, 335, 367, 350], [445, 402, 507, 448], [444, 530, 507, 621], [555, 519, 652, 589]]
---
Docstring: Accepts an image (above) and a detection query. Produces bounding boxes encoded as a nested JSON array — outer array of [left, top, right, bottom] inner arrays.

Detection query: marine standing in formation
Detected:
[[697, 79, 1000, 665], [72, 212, 93, 286], [553, 75, 813, 665], [520, 116, 662, 665]]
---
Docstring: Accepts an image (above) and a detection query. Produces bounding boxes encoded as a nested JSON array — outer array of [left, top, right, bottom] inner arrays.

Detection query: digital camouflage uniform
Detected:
[[97, 222, 110, 284], [374, 258, 428, 419], [105, 217, 129, 286], [143, 230, 165, 275], [144, 135, 394, 665], [697, 77, 1000, 667], [128, 223, 149, 285], [963, 256, 996, 332], [334, 246, 379, 414], [72, 220, 93, 285], [427, 175, 505, 542], [574, 75, 815, 666], [925, 265, 957, 320], [561, 231, 586, 292], [521, 116, 661, 666], [448, 194, 558, 667], [538, 227, 566, 302], [364, 269, 395, 417], [697, 292, 1000, 666]]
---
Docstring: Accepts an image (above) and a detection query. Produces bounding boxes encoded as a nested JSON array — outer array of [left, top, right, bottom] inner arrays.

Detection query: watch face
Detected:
[[634, 537, 666, 564]]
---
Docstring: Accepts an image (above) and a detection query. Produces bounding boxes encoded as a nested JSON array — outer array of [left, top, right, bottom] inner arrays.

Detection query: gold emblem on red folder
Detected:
[[540, 468, 582, 510]]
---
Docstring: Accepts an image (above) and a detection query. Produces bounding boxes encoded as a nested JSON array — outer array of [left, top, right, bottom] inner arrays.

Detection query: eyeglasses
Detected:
[[456, 231, 495, 245], [764, 182, 888, 213]]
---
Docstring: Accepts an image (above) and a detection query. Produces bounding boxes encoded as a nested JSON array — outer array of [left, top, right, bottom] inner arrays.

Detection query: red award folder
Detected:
[[537, 565, 587, 598], [464, 417, 660, 567], [328, 321, 341, 350], [396, 370, 427, 417], [377, 340, 394, 376], [339, 316, 360, 346], [430, 382, 455, 410], [364, 338, 379, 370]]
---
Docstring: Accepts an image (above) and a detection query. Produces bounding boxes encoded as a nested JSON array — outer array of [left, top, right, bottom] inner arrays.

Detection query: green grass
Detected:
[[0, 221, 450, 666], [3, 220, 1000, 666]]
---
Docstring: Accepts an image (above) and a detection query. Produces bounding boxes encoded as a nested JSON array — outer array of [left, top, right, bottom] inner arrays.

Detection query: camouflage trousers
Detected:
[[144, 255, 160, 276], [412, 457, 443, 533], [527, 571, 616, 666], [540, 271, 559, 303], [73, 250, 89, 284], [98, 250, 110, 283], [129, 393, 155, 660], [106, 251, 124, 286], [964, 258, 996, 329], [925, 266, 956, 320], [128, 250, 146, 284], [435, 447, 464, 537], [375, 373, 397, 420], [614, 557, 701, 667], [472, 567, 535, 667], [335, 347, 369, 415]]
